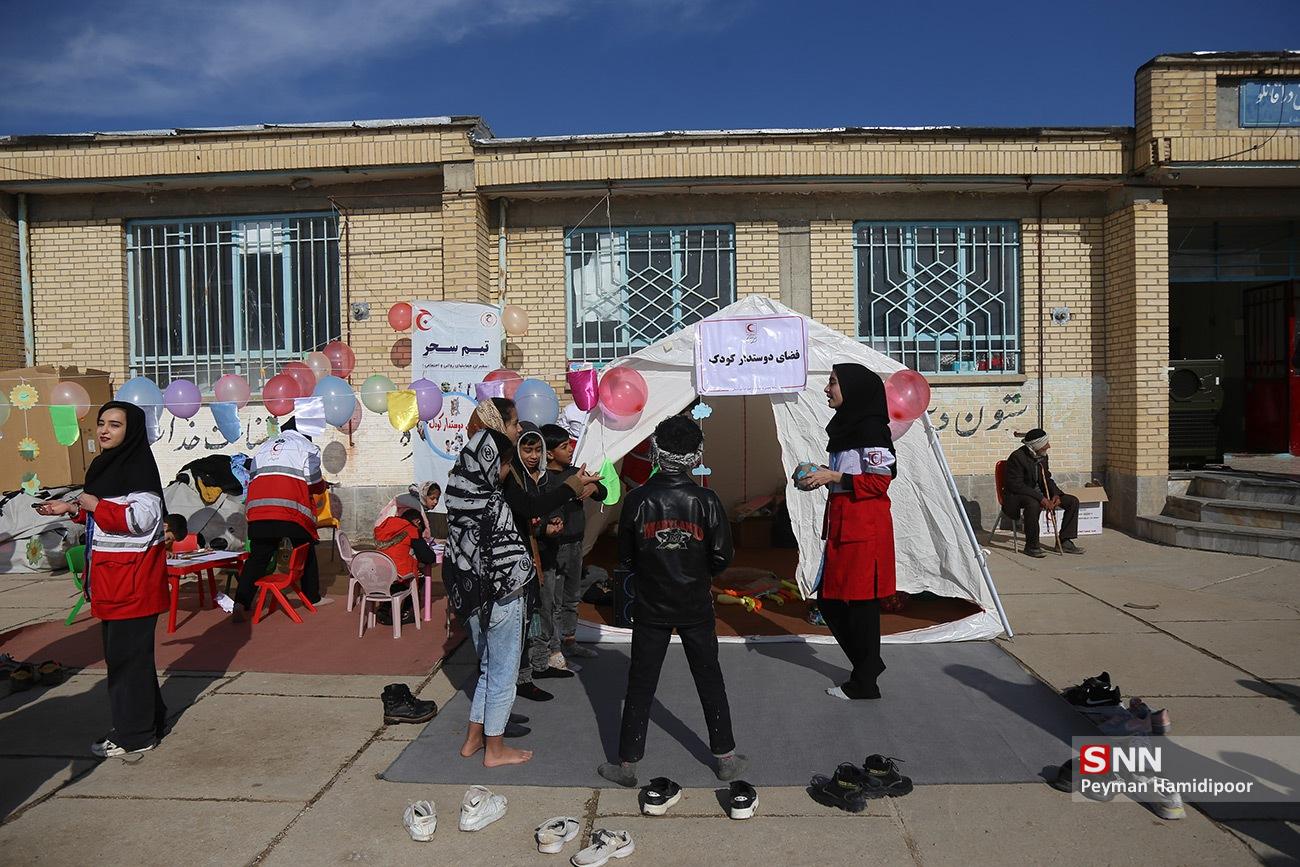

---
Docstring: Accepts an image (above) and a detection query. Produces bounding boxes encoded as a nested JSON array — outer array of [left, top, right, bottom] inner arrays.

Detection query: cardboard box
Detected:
[[1037, 485, 1108, 538], [0, 366, 114, 492]]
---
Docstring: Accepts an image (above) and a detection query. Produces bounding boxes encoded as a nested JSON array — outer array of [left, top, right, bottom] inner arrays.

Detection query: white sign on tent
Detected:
[[695, 314, 808, 395]]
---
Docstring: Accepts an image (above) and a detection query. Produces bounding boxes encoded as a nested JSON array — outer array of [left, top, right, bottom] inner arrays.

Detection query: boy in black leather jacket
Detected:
[[597, 415, 745, 787]]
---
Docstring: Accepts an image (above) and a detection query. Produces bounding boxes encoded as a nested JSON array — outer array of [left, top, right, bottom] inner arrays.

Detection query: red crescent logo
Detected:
[[414, 310, 432, 331], [745, 323, 757, 334]]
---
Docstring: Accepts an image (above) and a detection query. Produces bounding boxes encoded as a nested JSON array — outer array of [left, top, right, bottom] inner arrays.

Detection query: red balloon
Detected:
[[484, 368, 523, 399], [263, 373, 300, 417], [281, 361, 316, 397], [884, 370, 931, 423], [387, 302, 412, 331], [322, 340, 356, 379], [599, 366, 648, 417]]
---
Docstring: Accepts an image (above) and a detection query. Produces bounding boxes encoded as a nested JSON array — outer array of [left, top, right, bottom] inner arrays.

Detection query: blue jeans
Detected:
[[466, 596, 524, 737]]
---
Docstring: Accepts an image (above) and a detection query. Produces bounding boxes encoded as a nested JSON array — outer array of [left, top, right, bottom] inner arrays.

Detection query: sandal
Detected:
[[36, 660, 65, 686]]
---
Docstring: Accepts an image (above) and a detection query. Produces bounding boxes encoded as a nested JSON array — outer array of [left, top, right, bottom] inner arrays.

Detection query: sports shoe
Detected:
[[570, 829, 634, 867], [382, 683, 438, 724], [550, 651, 582, 673], [639, 777, 681, 815], [458, 785, 507, 831], [1047, 758, 1116, 802], [91, 737, 155, 758], [727, 780, 758, 819], [404, 800, 437, 841], [535, 816, 580, 854], [1131, 775, 1185, 820], [562, 641, 599, 659], [1128, 698, 1172, 734], [808, 768, 869, 813], [1061, 673, 1120, 708], [1100, 709, 1152, 737], [863, 754, 913, 797]]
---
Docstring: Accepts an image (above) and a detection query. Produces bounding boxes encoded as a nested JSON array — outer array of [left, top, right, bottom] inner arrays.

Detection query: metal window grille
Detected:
[[565, 225, 735, 364], [854, 221, 1021, 374], [127, 214, 341, 391]]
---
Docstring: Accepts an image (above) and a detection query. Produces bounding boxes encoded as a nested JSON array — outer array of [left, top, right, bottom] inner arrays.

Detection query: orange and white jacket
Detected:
[[77, 492, 168, 621], [245, 430, 325, 536]]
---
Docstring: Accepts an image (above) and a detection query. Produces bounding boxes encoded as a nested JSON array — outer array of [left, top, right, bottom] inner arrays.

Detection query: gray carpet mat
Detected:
[[382, 641, 1095, 788]]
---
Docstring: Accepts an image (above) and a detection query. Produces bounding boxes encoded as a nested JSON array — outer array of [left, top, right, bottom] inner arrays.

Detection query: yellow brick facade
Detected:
[[0, 196, 22, 368]]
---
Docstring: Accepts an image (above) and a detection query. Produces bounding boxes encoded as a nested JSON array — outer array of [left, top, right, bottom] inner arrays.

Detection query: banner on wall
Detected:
[[411, 301, 504, 510], [694, 314, 808, 396]]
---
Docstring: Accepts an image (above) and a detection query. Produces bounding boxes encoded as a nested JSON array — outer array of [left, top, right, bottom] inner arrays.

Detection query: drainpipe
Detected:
[[497, 198, 508, 304], [18, 194, 34, 366]]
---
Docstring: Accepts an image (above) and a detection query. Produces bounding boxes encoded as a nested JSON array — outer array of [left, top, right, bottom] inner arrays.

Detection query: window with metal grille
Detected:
[[565, 225, 735, 363], [854, 221, 1021, 374], [127, 214, 341, 391]]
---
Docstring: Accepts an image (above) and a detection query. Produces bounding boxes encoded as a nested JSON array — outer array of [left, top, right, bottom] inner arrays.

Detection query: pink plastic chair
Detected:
[[336, 529, 363, 611], [350, 551, 421, 639]]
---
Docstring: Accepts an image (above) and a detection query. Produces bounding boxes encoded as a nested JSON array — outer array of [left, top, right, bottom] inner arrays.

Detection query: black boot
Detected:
[[381, 683, 438, 724]]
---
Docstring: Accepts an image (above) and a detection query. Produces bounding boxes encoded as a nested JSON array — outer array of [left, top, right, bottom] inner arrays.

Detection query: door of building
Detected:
[[1242, 281, 1296, 454]]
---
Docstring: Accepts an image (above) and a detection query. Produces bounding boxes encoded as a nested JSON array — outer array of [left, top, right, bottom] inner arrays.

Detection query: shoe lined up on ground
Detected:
[[381, 683, 438, 725], [570, 829, 634, 867], [91, 736, 155, 759], [1061, 672, 1121, 707], [536, 816, 581, 854], [808, 766, 869, 813], [1, 654, 65, 696], [404, 800, 437, 841], [1129, 774, 1186, 820], [458, 785, 507, 831], [727, 781, 757, 819], [863, 754, 914, 796], [1047, 758, 1116, 802], [517, 683, 555, 702], [1088, 696, 1171, 736], [639, 777, 681, 815]]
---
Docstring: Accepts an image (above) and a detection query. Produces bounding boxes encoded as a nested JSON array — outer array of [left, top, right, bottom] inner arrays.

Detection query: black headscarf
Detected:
[[83, 401, 164, 499], [825, 363, 893, 454]]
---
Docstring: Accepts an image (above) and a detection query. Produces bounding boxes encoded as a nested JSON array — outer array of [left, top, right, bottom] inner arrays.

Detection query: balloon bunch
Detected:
[[883, 369, 932, 441]]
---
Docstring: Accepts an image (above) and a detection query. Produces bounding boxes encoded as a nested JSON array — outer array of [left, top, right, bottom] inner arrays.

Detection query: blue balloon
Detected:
[[115, 375, 165, 434], [514, 378, 560, 427], [312, 375, 357, 428]]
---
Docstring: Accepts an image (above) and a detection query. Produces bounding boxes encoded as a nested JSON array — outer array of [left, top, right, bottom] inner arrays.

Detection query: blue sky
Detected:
[[1, 0, 1295, 138]]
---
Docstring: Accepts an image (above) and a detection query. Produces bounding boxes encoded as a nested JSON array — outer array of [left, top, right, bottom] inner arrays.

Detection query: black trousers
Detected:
[[818, 595, 884, 698], [1002, 492, 1080, 548], [101, 614, 166, 750], [618, 618, 735, 763], [234, 521, 320, 608]]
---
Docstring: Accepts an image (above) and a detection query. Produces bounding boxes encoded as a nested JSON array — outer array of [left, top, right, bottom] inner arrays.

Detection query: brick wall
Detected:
[[735, 221, 779, 298], [0, 196, 21, 368], [493, 224, 567, 391]]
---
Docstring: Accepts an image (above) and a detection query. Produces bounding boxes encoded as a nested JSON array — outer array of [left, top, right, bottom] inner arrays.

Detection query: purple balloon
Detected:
[[475, 380, 505, 402], [410, 378, 444, 421], [163, 379, 202, 419]]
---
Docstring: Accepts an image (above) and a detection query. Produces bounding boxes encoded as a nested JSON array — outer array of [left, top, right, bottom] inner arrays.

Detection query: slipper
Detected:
[[36, 660, 66, 686], [9, 663, 37, 692]]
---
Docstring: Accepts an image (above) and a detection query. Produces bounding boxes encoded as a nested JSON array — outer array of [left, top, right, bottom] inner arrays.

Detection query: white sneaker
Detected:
[[91, 738, 155, 758], [459, 785, 507, 831], [535, 816, 580, 854], [1132, 775, 1185, 820], [404, 800, 437, 841], [570, 829, 634, 866]]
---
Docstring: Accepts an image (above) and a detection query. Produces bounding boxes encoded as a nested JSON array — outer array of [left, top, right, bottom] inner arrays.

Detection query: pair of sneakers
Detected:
[[536, 821, 634, 866], [404, 785, 509, 841], [809, 755, 913, 812], [638, 777, 757, 820], [1061, 671, 1121, 708], [1099, 698, 1172, 736]]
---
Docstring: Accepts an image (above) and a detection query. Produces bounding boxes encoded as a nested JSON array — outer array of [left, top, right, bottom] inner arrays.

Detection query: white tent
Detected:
[[571, 296, 1011, 644]]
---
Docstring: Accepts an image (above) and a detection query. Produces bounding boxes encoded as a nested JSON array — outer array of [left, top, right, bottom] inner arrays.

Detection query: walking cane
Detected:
[[1039, 464, 1063, 554]]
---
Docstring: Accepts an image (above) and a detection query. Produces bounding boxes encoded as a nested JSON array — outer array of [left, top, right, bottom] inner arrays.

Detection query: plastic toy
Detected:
[[717, 589, 762, 613]]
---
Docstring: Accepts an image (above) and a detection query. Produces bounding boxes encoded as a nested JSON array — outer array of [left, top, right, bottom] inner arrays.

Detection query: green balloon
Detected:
[[360, 374, 396, 414], [599, 458, 621, 506]]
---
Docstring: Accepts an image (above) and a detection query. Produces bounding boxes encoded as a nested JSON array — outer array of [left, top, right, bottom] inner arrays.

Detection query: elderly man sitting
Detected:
[[1001, 429, 1083, 558]]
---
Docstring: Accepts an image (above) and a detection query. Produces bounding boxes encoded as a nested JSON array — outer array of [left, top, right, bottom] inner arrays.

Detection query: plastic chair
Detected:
[[350, 551, 421, 639], [989, 460, 1020, 553], [337, 530, 365, 611], [64, 545, 87, 626], [251, 543, 317, 625], [171, 533, 201, 554], [316, 493, 340, 560]]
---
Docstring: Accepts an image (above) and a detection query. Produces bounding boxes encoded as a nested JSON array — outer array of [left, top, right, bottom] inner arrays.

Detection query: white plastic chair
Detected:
[[337, 530, 362, 610], [350, 551, 421, 639]]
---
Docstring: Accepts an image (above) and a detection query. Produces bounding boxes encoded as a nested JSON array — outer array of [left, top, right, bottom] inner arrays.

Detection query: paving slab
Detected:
[[1001, 633, 1260, 697], [596, 783, 891, 818], [0, 795, 300, 866], [1221, 819, 1300, 864], [0, 607, 65, 632], [263, 738, 592, 866], [999, 592, 1154, 635], [984, 552, 1077, 595], [62, 692, 376, 802], [1057, 573, 1300, 622], [0, 578, 39, 595], [0, 755, 96, 820], [214, 671, 410, 698], [896, 783, 1255, 866], [1204, 565, 1300, 612], [1048, 532, 1300, 593], [0, 580, 79, 608], [1158, 621, 1300, 680], [1148, 696, 1300, 736]]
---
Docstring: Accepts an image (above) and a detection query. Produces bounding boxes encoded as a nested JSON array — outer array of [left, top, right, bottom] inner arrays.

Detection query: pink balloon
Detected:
[[888, 418, 913, 441], [599, 366, 648, 417], [163, 379, 202, 419], [51, 381, 93, 419], [566, 368, 599, 412], [388, 302, 412, 331], [263, 373, 299, 417], [884, 370, 931, 423], [304, 351, 332, 381], [214, 374, 251, 408], [281, 361, 316, 397], [601, 407, 641, 432], [322, 341, 356, 379], [339, 400, 364, 434], [484, 368, 523, 399]]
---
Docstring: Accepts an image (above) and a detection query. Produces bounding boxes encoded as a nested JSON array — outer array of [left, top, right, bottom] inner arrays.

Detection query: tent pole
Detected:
[[922, 413, 1014, 639]]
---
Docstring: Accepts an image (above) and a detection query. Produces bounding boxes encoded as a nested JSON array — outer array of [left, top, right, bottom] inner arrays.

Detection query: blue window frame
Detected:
[[564, 225, 735, 364], [854, 221, 1022, 374], [126, 213, 340, 391]]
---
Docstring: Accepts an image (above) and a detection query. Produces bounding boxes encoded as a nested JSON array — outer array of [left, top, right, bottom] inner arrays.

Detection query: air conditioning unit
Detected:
[[1168, 357, 1224, 468]]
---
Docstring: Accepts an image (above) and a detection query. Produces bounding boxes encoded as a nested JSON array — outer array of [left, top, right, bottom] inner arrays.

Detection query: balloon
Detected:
[[339, 401, 364, 434], [884, 369, 931, 423], [313, 375, 357, 428], [566, 368, 599, 412], [213, 373, 251, 408], [411, 378, 444, 422], [514, 378, 560, 427], [281, 361, 317, 398], [322, 340, 356, 379], [51, 381, 92, 419], [599, 366, 648, 417], [116, 375, 164, 410], [503, 304, 529, 336], [484, 368, 523, 399], [888, 418, 913, 441], [387, 302, 412, 331], [360, 374, 396, 414], [163, 379, 202, 419], [304, 351, 332, 381], [263, 374, 300, 417], [600, 406, 640, 432], [475, 380, 505, 402]]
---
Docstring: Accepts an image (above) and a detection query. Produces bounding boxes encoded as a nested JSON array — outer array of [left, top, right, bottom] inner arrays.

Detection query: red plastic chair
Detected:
[[989, 460, 1020, 552], [251, 543, 317, 625], [171, 533, 201, 554]]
